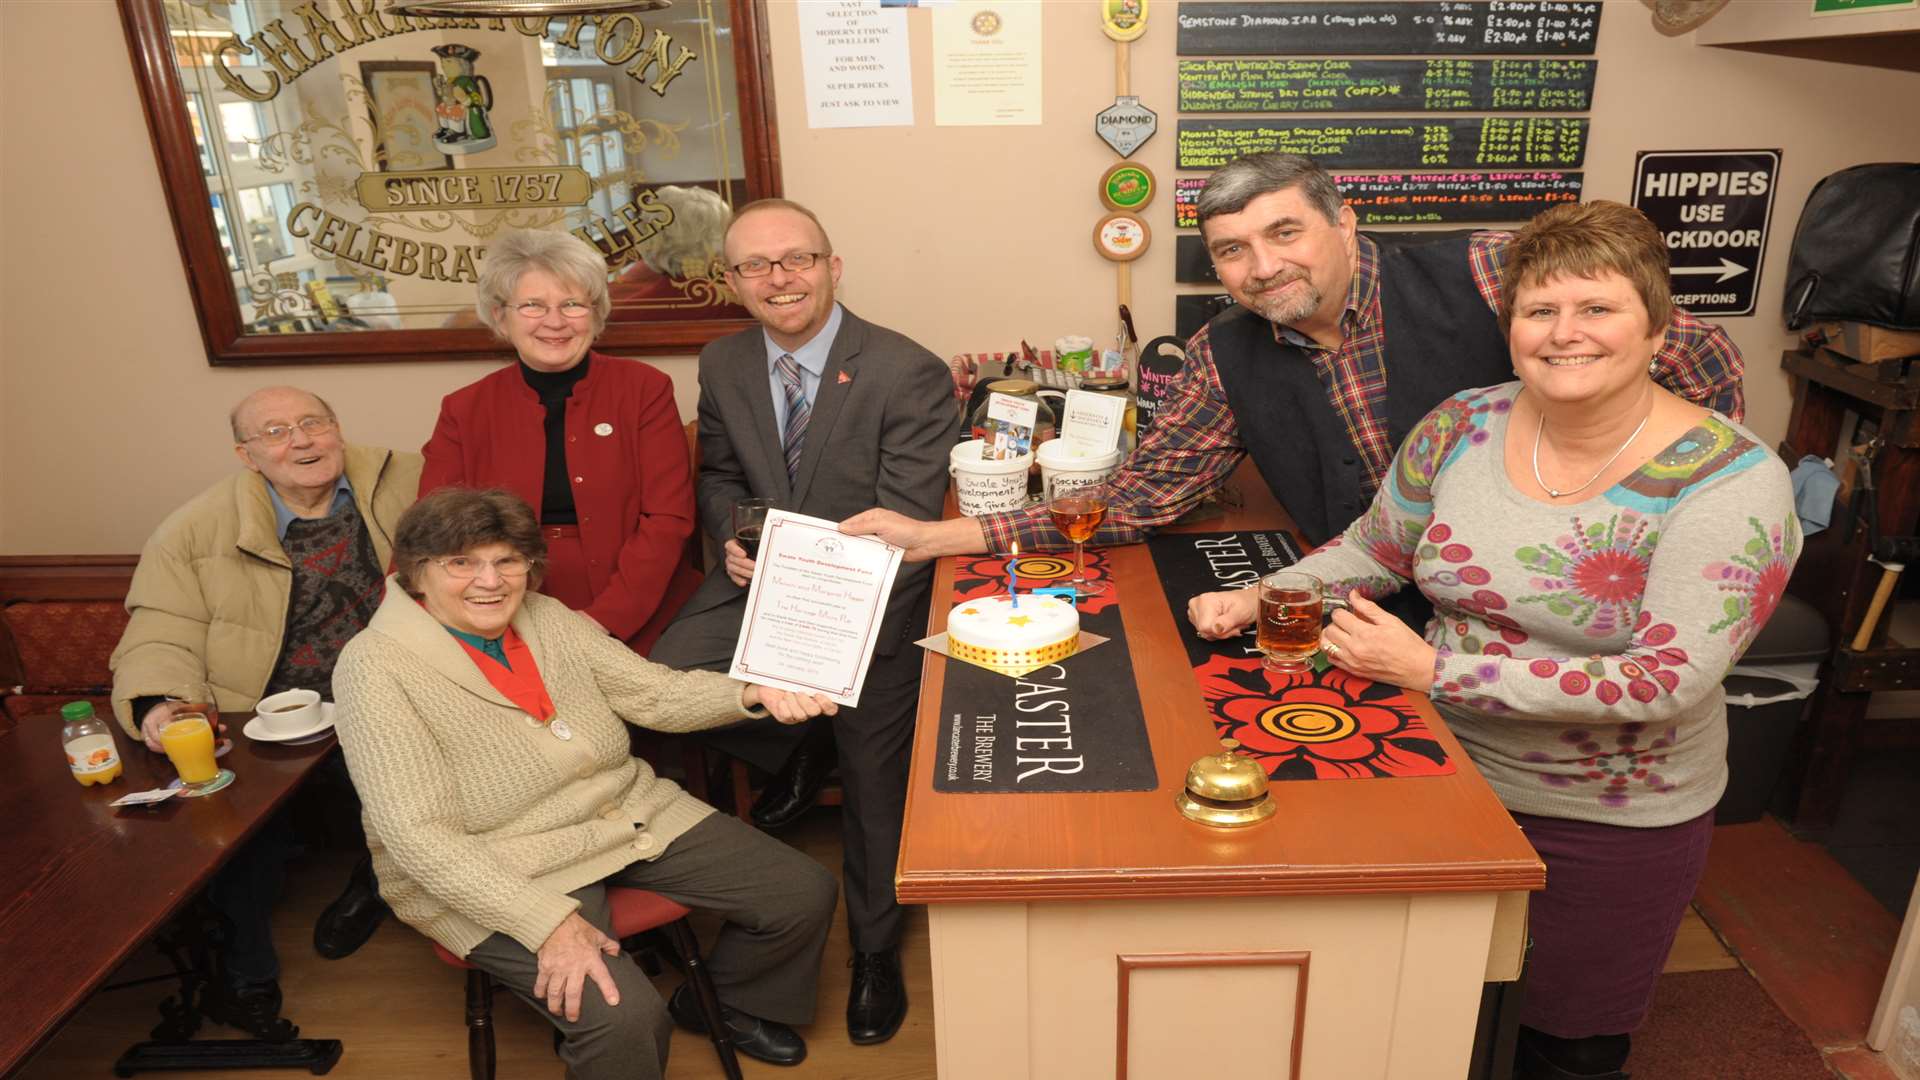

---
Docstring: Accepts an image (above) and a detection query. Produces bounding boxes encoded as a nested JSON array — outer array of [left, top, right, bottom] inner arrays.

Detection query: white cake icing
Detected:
[[947, 595, 1079, 673]]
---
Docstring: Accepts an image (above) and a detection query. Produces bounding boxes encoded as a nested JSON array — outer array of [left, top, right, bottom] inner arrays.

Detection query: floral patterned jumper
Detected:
[[1292, 382, 1799, 827]]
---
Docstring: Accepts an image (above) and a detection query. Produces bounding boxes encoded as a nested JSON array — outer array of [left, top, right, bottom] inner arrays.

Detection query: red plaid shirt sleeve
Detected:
[[975, 323, 1247, 552], [1468, 231, 1745, 420]]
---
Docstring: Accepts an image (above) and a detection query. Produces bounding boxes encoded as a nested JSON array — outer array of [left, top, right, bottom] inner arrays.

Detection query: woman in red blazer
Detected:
[[421, 229, 701, 654]]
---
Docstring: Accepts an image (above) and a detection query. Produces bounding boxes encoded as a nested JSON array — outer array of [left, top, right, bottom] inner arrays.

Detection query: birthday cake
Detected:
[[947, 595, 1080, 674]]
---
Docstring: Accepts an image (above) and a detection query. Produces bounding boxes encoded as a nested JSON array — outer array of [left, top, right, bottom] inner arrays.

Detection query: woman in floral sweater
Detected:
[[1190, 201, 1798, 1080]]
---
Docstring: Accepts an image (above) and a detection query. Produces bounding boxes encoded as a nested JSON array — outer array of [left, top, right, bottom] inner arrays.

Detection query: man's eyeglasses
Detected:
[[432, 553, 534, 580], [242, 415, 336, 446], [727, 252, 828, 278], [513, 300, 593, 320]]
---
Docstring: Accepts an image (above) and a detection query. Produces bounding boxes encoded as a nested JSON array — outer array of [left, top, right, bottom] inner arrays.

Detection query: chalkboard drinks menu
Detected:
[[1179, 58, 1596, 113], [1177, 2, 1601, 56], [1173, 172, 1584, 229], [1177, 117, 1587, 170]]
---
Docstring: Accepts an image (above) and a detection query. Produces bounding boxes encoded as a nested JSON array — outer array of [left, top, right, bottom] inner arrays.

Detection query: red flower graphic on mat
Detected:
[[1196, 657, 1452, 781], [952, 552, 1117, 615]]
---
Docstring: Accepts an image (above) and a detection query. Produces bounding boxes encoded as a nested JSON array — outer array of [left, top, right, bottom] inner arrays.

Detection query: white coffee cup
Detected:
[[255, 688, 322, 735]]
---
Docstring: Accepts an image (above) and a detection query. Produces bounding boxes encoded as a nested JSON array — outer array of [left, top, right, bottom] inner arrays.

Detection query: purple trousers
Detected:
[[1512, 808, 1716, 1037]]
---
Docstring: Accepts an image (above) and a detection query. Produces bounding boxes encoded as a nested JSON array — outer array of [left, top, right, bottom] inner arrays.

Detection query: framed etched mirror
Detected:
[[120, 0, 778, 364]]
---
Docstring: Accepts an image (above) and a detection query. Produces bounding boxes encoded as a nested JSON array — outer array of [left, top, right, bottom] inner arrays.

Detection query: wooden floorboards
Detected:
[[16, 810, 1906, 1079], [1693, 818, 1906, 1079], [13, 807, 937, 1080]]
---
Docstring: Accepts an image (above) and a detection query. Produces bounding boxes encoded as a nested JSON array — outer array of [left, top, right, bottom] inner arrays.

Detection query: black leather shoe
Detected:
[[668, 983, 807, 1066], [1515, 1027, 1630, 1080], [750, 720, 836, 830], [846, 947, 907, 1045], [313, 856, 387, 960], [203, 979, 299, 1042]]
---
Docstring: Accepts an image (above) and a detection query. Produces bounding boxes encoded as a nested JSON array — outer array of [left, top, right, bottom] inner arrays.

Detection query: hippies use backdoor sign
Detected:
[[122, 0, 778, 364]]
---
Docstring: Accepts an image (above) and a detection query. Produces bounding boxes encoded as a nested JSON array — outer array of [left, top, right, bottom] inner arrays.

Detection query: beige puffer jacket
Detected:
[[108, 445, 422, 736]]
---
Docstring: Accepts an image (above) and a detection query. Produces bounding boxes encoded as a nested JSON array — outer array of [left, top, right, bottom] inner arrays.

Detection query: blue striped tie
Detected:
[[775, 353, 809, 482]]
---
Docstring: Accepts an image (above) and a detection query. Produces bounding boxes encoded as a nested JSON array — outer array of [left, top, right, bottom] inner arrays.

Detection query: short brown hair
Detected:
[[392, 488, 546, 598], [723, 198, 833, 261], [1498, 200, 1673, 334]]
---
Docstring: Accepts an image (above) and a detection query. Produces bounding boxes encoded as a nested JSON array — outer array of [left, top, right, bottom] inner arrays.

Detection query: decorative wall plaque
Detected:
[[1101, 0, 1149, 42]]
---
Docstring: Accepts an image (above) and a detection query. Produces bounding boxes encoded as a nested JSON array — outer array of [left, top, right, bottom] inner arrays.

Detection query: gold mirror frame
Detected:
[[118, 0, 781, 366]]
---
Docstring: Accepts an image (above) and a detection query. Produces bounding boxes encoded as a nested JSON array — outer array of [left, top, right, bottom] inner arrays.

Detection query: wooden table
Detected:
[[0, 714, 338, 1076], [898, 466, 1545, 1079]]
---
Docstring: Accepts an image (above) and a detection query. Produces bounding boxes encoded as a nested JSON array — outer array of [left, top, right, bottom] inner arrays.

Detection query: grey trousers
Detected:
[[463, 813, 837, 1080]]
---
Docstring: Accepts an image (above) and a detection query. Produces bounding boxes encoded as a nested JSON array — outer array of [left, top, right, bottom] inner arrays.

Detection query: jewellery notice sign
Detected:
[[1094, 95, 1158, 157], [1631, 150, 1781, 318]]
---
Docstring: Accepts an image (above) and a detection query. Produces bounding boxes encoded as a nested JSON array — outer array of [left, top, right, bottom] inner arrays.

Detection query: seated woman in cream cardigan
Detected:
[[333, 487, 838, 1078]]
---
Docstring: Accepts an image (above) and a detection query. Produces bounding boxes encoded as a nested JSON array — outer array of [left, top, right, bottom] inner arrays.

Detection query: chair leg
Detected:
[[463, 968, 496, 1080], [728, 758, 754, 820], [665, 918, 743, 1080]]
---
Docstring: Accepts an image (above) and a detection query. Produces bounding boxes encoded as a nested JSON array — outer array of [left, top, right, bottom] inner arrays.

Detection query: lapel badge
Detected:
[[837, 370, 853, 385], [593, 422, 614, 436]]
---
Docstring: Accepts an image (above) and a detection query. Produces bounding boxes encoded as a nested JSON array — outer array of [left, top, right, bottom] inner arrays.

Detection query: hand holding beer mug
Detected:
[[1257, 571, 1323, 673]]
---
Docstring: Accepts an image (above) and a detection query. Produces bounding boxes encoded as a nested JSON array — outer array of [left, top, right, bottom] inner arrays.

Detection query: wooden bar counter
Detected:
[[897, 465, 1545, 1079]]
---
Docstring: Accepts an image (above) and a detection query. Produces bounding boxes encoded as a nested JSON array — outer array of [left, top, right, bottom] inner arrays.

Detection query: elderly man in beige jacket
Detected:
[[109, 386, 421, 1042]]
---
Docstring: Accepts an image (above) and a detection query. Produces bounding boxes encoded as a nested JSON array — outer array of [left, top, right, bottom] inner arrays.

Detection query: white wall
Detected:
[[4, 0, 1919, 553]]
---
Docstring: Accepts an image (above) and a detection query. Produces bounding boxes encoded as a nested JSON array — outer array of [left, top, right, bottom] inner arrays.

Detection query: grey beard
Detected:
[[1244, 279, 1322, 327]]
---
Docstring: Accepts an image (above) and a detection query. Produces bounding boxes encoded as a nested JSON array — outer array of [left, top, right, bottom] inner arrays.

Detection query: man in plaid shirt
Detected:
[[844, 152, 1743, 558]]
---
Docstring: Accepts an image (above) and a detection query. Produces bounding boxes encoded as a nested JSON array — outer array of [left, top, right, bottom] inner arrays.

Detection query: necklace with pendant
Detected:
[[1530, 408, 1652, 499]]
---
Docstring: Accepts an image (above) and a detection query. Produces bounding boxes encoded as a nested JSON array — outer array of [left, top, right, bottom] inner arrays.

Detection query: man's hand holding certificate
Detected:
[[728, 509, 904, 708]]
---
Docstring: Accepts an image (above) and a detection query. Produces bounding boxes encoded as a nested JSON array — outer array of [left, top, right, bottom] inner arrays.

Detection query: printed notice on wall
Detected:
[[934, 2, 1042, 126], [801, 1, 914, 129], [1631, 150, 1780, 318]]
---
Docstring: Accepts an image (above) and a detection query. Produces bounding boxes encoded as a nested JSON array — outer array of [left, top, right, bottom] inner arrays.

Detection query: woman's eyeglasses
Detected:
[[513, 300, 592, 320], [432, 554, 533, 580]]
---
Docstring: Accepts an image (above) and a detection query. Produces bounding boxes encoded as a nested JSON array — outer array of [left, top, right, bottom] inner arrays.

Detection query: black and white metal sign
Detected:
[[1631, 150, 1780, 318], [1095, 95, 1158, 157]]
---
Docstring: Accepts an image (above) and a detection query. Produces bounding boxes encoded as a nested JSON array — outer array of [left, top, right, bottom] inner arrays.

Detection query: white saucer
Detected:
[[244, 701, 336, 743]]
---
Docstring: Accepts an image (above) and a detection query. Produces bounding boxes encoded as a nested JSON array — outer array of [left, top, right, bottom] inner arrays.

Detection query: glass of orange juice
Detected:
[[161, 715, 226, 793]]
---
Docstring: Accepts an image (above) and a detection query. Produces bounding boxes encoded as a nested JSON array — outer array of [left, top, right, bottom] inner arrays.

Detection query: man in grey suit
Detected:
[[650, 198, 958, 1047]]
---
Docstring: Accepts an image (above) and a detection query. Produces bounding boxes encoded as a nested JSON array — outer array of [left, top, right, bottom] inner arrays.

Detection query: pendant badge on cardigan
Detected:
[[527, 712, 574, 740]]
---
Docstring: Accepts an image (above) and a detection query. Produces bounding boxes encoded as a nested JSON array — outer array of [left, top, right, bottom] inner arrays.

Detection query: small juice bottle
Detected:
[[61, 701, 123, 786]]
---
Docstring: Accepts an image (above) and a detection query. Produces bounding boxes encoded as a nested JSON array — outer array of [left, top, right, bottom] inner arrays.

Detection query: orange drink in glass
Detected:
[[161, 715, 219, 787]]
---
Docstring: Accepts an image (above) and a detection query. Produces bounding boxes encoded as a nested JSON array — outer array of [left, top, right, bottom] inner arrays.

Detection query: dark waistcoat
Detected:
[[1206, 231, 1511, 546]]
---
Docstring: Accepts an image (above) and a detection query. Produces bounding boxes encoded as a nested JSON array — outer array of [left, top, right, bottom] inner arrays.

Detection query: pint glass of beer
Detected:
[[1257, 570, 1323, 673]]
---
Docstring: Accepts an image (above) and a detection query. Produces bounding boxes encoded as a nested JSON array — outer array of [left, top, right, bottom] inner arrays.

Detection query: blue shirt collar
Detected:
[[762, 302, 843, 377], [266, 474, 354, 540]]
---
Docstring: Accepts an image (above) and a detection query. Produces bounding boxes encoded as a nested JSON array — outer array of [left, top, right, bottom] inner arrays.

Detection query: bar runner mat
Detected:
[[931, 549, 1157, 793], [1146, 531, 1455, 781]]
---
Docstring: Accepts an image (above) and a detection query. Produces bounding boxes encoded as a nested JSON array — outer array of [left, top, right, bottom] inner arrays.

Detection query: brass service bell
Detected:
[[1175, 738, 1276, 827]]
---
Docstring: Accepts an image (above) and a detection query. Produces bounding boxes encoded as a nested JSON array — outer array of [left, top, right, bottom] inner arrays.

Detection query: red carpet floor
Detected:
[[1631, 969, 1832, 1079]]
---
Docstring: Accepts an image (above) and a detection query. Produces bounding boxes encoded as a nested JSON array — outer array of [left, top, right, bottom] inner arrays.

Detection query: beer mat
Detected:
[[930, 551, 1157, 794], [1147, 532, 1454, 781]]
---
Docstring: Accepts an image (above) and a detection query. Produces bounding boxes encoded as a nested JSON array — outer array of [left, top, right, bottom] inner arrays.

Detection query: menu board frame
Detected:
[[118, 0, 782, 367]]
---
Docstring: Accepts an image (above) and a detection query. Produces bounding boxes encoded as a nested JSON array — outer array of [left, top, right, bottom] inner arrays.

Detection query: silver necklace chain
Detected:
[[1530, 409, 1652, 499]]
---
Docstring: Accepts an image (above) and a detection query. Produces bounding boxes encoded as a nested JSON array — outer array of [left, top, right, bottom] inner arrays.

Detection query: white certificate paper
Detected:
[[728, 510, 904, 707], [932, 1, 1042, 126]]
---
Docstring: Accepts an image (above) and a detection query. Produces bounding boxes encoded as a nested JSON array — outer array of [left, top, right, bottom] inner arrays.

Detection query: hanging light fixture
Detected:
[[384, 0, 669, 17]]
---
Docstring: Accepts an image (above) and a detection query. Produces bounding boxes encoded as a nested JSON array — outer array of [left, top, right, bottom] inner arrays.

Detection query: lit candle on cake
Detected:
[[1009, 542, 1020, 608]]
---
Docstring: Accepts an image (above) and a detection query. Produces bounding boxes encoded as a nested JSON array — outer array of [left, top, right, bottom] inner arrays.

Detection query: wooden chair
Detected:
[[429, 886, 742, 1080]]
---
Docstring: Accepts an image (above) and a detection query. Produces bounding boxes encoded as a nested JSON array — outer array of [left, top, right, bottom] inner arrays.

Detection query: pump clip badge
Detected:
[[1095, 96, 1157, 158]]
